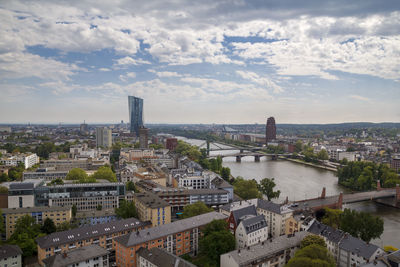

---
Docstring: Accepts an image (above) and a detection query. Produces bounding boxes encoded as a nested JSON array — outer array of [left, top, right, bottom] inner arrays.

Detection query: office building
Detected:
[[114, 212, 227, 267], [266, 116, 276, 143], [43, 244, 109, 267], [0, 244, 22, 267], [40, 158, 109, 171], [128, 96, 144, 136], [7, 180, 45, 208], [23, 170, 69, 181], [133, 192, 171, 227], [139, 127, 149, 149], [34, 183, 125, 211], [96, 127, 112, 148], [2, 206, 71, 240], [137, 247, 196, 267], [36, 217, 151, 265], [80, 121, 89, 135]]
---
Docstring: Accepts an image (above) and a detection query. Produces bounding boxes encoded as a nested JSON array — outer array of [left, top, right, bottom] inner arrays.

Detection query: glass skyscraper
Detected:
[[128, 96, 144, 136]]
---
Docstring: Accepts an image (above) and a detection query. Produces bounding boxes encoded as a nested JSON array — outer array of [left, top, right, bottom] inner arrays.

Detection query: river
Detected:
[[178, 137, 400, 248]]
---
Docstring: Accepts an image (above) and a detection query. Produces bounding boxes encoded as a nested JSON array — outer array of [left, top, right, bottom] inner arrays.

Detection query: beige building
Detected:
[[2, 206, 71, 240], [96, 127, 112, 148], [133, 192, 171, 227]]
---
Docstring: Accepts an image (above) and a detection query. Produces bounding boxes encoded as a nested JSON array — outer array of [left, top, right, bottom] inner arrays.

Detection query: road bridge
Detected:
[[208, 152, 292, 162]]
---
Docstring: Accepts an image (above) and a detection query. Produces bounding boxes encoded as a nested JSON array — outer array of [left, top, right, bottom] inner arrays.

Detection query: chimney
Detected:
[[321, 187, 326, 199]]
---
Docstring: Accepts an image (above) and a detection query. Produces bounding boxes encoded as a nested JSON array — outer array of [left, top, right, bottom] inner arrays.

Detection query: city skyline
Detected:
[[1, 1, 400, 124]]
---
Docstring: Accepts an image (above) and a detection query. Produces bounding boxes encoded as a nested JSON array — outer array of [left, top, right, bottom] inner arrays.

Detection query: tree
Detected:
[[0, 173, 8, 183], [126, 181, 138, 192], [295, 140, 303, 153], [258, 178, 281, 201], [41, 218, 56, 234], [321, 208, 342, 229], [181, 201, 213, 219], [0, 186, 8, 194], [115, 200, 138, 219], [301, 235, 326, 248], [286, 244, 335, 267], [199, 220, 235, 267], [56, 221, 77, 232], [8, 215, 43, 258], [71, 204, 77, 218], [149, 143, 164, 150], [317, 149, 329, 160], [340, 208, 383, 243], [96, 204, 102, 211], [220, 167, 230, 181], [48, 178, 64, 186], [233, 177, 262, 200], [66, 168, 88, 181], [91, 166, 117, 182]]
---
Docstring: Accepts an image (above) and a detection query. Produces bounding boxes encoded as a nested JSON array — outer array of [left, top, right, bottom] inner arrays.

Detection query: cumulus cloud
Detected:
[[236, 70, 283, 93]]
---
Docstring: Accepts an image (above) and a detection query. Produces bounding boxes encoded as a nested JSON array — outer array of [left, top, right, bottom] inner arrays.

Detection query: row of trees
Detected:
[[66, 166, 117, 183], [337, 161, 399, 191], [233, 177, 281, 201], [320, 208, 384, 242], [0, 162, 25, 182]]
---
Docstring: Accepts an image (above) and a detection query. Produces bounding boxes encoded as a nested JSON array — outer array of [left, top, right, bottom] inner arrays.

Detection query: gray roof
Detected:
[[241, 215, 267, 234], [137, 247, 196, 267], [339, 234, 382, 259], [232, 205, 257, 226], [36, 217, 151, 249], [42, 245, 108, 267], [115, 211, 227, 247], [134, 191, 170, 208], [2, 206, 70, 215], [307, 220, 345, 244], [257, 199, 284, 214], [0, 244, 22, 259], [155, 188, 228, 196], [9, 182, 34, 190], [221, 231, 310, 266]]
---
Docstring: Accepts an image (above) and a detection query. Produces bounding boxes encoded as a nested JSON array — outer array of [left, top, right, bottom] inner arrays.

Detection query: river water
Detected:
[[178, 137, 400, 248]]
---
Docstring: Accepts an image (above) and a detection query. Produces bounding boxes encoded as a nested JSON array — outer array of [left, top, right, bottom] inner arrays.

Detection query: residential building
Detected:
[[228, 205, 258, 234], [34, 183, 126, 211], [43, 244, 109, 267], [119, 164, 137, 183], [338, 151, 357, 162], [23, 170, 69, 181], [76, 209, 117, 227], [36, 217, 151, 265], [128, 96, 144, 136], [133, 192, 171, 226], [266, 117, 276, 143], [2, 206, 71, 240], [136, 247, 196, 267], [114, 211, 227, 267], [40, 158, 109, 171], [0, 153, 39, 169], [176, 175, 210, 189], [120, 149, 156, 161], [235, 214, 268, 249], [139, 127, 149, 149], [391, 156, 400, 172], [210, 175, 234, 202], [0, 244, 22, 267], [96, 127, 112, 148], [220, 231, 310, 267]]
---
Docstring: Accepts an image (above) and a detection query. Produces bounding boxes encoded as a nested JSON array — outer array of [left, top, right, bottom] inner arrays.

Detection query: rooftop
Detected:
[[232, 205, 257, 226], [2, 206, 70, 214], [42, 245, 108, 267], [0, 244, 22, 259], [240, 215, 267, 234], [221, 231, 309, 266], [134, 192, 170, 208], [115, 211, 227, 247], [137, 247, 196, 267], [339, 234, 382, 259], [36, 217, 151, 249]]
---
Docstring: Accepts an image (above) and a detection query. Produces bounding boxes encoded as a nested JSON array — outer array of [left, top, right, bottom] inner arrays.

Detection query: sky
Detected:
[[0, 0, 400, 124]]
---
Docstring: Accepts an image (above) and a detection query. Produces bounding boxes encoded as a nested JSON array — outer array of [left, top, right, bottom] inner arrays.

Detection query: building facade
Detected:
[[133, 192, 172, 227], [136, 247, 196, 267], [0, 153, 39, 169], [139, 127, 149, 149], [0, 244, 22, 267], [235, 214, 268, 249], [96, 127, 112, 148], [266, 117, 276, 143], [128, 96, 144, 136]]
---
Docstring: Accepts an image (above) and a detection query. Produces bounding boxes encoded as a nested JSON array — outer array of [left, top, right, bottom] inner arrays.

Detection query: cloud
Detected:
[[119, 72, 136, 81], [349, 95, 371, 102], [114, 56, 151, 67], [236, 70, 283, 93], [99, 68, 111, 72], [151, 71, 181, 77]]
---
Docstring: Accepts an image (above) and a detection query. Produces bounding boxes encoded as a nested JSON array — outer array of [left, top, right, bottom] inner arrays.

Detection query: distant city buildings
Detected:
[[79, 121, 89, 135], [0, 153, 39, 169], [128, 96, 144, 136], [96, 127, 112, 148], [265, 116, 276, 143], [139, 127, 149, 149], [165, 138, 178, 151]]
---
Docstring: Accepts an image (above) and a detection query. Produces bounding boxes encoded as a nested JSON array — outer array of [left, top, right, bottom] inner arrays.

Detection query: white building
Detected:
[[235, 214, 268, 249], [0, 245, 22, 267], [338, 151, 357, 162], [177, 175, 210, 189], [0, 153, 39, 169], [96, 127, 112, 148]]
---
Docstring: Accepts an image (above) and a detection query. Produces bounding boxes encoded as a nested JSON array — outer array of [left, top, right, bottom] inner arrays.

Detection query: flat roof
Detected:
[[2, 206, 70, 214], [115, 211, 227, 247], [134, 192, 170, 209]]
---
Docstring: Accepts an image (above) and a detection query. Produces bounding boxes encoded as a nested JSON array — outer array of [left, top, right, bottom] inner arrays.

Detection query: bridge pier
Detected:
[[321, 187, 326, 199], [254, 155, 260, 162], [236, 156, 242, 163], [337, 192, 343, 209]]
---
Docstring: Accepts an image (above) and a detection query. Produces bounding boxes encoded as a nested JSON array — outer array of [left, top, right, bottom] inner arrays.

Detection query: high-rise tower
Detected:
[[266, 117, 276, 143], [128, 96, 144, 136]]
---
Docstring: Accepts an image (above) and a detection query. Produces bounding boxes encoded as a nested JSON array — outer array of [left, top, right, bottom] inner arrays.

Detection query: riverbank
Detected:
[[281, 157, 337, 172]]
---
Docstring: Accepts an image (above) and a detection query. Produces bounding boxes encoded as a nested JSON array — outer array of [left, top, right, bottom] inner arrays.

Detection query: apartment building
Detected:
[[36, 218, 151, 266], [176, 175, 210, 189], [2, 206, 71, 240], [235, 214, 268, 249], [0, 153, 39, 169], [0, 245, 22, 267], [34, 183, 125, 211], [114, 212, 227, 267], [136, 247, 196, 267], [23, 170, 69, 181], [76, 209, 117, 227], [133, 192, 171, 227], [43, 244, 109, 267], [220, 231, 310, 267]]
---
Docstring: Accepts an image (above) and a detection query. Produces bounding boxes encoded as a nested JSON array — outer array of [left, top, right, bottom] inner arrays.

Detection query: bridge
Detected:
[[208, 152, 292, 162], [197, 140, 265, 155], [287, 181, 400, 212]]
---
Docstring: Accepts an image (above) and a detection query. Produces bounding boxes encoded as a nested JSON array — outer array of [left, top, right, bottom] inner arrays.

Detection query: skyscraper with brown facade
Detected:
[[266, 117, 276, 143]]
